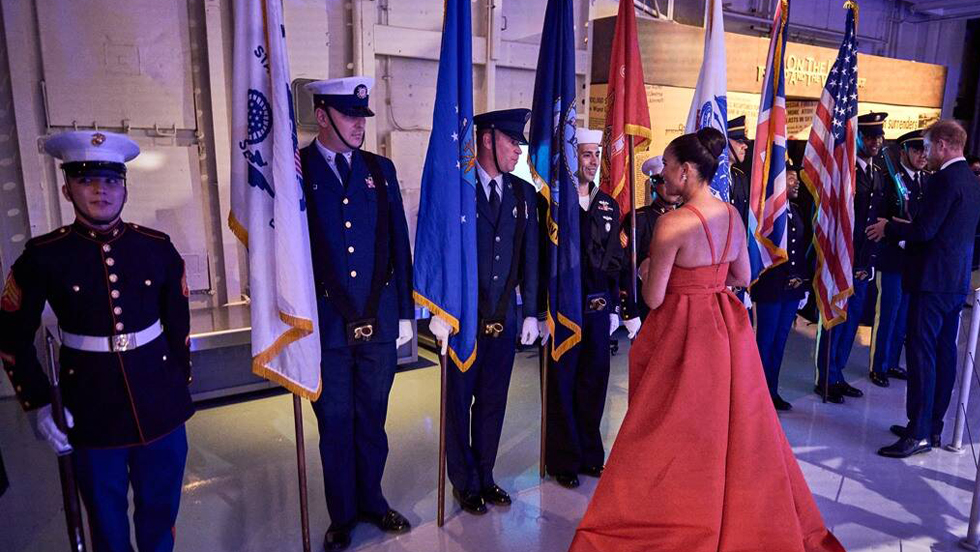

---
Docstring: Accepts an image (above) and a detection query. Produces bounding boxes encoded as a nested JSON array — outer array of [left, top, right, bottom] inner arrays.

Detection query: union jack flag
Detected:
[[801, 1, 859, 329], [748, 0, 790, 287]]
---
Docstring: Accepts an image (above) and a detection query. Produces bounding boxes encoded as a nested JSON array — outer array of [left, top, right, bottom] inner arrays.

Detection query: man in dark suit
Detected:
[[430, 108, 539, 515], [544, 128, 623, 489], [867, 119, 980, 458], [815, 112, 887, 403], [301, 77, 414, 550], [0, 131, 193, 551], [868, 130, 928, 387]]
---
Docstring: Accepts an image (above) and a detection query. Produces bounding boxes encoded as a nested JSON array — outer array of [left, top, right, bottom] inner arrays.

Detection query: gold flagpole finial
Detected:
[[843, 0, 859, 26]]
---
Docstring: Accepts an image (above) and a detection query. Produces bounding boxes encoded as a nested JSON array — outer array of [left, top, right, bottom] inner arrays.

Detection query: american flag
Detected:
[[748, 0, 790, 287], [801, 1, 858, 329]]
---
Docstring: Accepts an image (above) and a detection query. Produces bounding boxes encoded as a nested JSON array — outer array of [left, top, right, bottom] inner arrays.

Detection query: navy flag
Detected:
[[528, 0, 582, 361], [413, 0, 479, 371]]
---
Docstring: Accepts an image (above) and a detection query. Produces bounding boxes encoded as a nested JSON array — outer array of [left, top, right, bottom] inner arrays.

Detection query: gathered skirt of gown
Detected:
[[569, 205, 844, 552]]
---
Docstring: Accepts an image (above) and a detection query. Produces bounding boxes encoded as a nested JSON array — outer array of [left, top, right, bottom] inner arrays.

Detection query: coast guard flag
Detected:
[[413, 0, 479, 372], [801, 1, 859, 328], [229, 0, 321, 398], [529, 0, 582, 361], [685, 0, 731, 201], [599, 0, 652, 222], [748, 0, 790, 287]]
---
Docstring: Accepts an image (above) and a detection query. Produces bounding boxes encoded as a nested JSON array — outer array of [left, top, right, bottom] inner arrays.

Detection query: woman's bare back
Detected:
[[665, 198, 743, 268]]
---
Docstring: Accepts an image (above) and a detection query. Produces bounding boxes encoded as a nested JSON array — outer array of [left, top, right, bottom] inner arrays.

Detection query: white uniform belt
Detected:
[[60, 320, 163, 353]]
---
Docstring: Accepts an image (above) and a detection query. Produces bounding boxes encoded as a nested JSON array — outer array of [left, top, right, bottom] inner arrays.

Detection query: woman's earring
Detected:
[[682, 173, 688, 182]]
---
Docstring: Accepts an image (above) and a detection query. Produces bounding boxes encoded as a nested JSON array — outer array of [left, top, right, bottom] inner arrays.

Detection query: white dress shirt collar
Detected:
[[941, 156, 967, 172], [314, 138, 353, 181], [475, 160, 500, 200]]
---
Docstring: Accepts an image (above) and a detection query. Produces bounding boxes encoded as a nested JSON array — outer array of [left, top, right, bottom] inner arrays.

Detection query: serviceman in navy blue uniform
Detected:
[[867, 129, 928, 387], [544, 128, 623, 489], [430, 108, 539, 516], [618, 155, 681, 331], [0, 130, 194, 551], [751, 158, 812, 412], [727, 116, 751, 228], [814, 112, 887, 403], [868, 120, 980, 458], [300, 77, 414, 550]]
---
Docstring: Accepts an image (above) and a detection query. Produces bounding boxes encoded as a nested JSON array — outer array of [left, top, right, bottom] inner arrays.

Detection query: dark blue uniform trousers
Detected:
[[905, 292, 964, 439], [545, 309, 611, 474], [817, 277, 871, 385], [311, 342, 396, 526], [870, 271, 910, 375], [73, 425, 187, 552], [446, 317, 517, 493], [754, 298, 800, 397]]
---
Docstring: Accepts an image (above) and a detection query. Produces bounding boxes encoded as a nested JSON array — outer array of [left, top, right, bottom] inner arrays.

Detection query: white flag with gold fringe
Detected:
[[229, 0, 321, 399]]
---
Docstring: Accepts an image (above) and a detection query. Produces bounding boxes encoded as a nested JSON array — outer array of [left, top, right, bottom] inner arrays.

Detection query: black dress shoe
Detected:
[[878, 436, 932, 458], [833, 381, 863, 398], [323, 523, 354, 551], [869, 372, 890, 388], [771, 394, 793, 411], [890, 425, 941, 447], [552, 472, 580, 488], [453, 489, 487, 515], [481, 484, 512, 506], [813, 385, 844, 404], [887, 367, 908, 381], [360, 509, 411, 533], [579, 465, 604, 478]]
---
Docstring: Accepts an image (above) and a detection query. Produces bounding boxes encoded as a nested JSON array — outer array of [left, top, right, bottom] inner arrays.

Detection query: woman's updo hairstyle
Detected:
[[666, 127, 727, 182]]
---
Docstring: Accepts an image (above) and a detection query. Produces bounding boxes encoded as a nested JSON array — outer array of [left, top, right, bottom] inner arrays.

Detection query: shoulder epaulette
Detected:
[[25, 226, 72, 248], [128, 223, 171, 241]]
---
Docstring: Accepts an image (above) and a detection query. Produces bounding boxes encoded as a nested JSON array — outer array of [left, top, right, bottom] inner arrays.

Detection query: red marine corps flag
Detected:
[[599, 0, 652, 221]]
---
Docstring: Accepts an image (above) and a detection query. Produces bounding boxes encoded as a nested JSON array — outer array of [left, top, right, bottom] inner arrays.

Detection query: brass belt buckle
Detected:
[[483, 322, 504, 337], [589, 297, 608, 312], [111, 333, 132, 352], [353, 323, 374, 341]]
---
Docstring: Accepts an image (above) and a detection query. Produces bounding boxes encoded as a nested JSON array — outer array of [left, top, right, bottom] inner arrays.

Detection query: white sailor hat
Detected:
[[305, 76, 375, 117], [642, 155, 664, 176], [44, 130, 140, 177], [575, 127, 604, 146]]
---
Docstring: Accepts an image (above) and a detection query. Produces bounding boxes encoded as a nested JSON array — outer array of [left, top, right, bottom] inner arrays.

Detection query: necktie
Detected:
[[335, 153, 351, 185], [489, 178, 501, 220], [913, 172, 920, 189]]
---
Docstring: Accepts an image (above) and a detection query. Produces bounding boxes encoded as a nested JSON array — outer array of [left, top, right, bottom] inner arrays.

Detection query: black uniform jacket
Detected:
[[618, 198, 678, 319], [877, 165, 927, 274], [853, 158, 887, 275], [750, 203, 813, 303], [0, 221, 193, 448], [580, 187, 624, 310]]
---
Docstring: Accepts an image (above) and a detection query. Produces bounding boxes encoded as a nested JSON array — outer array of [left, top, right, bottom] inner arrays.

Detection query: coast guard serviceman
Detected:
[[430, 108, 539, 516], [300, 76, 414, 551], [0, 130, 194, 551]]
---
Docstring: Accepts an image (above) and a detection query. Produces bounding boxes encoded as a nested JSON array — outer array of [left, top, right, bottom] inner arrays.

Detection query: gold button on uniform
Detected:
[[350, 270, 357, 278], [109, 274, 118, 283], [72, 285, 80, 292], [113, 307, 122, 315], [343, 198, 349, 205], [106, 258, 115, 266], [345, 221, 352, 229], [111, 290, 120, 299], [145, 279, 152, 286], [348, 246, 354, 253], [103, 244, 111, 252], [115, 322, 124, 331]]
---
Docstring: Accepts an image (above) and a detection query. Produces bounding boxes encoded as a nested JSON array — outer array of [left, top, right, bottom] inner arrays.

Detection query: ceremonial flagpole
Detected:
[[539, 341, 548, 478], [292, 396, 311, 552], [437, 352, 448, 527], [628, 136, 639, 311]]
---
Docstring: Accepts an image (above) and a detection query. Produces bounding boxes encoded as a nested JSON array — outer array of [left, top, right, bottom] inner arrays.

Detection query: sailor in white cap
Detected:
[[299, 77, 413, 550], [542, 127, 624, 489], [0, 130, 194, 551]]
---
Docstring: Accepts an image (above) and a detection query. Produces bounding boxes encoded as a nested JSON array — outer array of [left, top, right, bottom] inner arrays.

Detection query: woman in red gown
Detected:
[[569, 129, 845, 552]]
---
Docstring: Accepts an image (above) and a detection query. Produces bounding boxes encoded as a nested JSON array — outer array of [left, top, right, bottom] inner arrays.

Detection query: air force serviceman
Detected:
[[300, 77, 414, 551]]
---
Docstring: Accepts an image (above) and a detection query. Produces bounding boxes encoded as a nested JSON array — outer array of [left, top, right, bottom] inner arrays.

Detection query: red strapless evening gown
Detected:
[[569, 205, 844, 552]]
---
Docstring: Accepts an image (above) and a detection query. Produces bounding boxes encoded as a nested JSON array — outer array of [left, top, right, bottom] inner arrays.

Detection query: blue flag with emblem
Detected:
[[528, 0, 582, 361], [413, 0, 479, 371]]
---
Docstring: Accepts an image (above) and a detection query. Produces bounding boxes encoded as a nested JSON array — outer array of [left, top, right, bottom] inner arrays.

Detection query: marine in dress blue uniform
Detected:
[[751, 159, 812, 412], [444, 108, 539, 515], [814, 112, 887, 403], [545, 128, 623, 488], [867, 129, 928, 387], [0, 131, 193, 552], [300, 77, 414, 550], [868, 120, 980, 458]]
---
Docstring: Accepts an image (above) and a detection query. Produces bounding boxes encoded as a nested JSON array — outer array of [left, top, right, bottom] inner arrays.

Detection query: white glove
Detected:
[[538, 320, 550, 346], [609, 314, 621, 336], [428, 316, 452, 355], [396, 319, 414, 348], [520, 317, 539, 345], [798, 292, 810, 312], [37, 404, 73, 454], [623, 317, 642, 339]]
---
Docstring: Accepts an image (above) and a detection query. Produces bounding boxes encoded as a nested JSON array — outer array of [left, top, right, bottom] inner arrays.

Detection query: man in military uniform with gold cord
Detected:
[[727, 115, 751, 229], [0, 130, 194, 551], [815, 112, 887, 403]]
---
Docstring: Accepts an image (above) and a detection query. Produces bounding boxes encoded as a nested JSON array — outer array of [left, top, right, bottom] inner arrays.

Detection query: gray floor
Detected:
[[4, 316, 980, 551]]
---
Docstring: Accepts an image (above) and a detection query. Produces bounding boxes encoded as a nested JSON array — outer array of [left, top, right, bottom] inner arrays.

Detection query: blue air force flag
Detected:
[[413, 0, 479, 372], [686, 0, 732, 201], [229, 0, 321, 399]]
